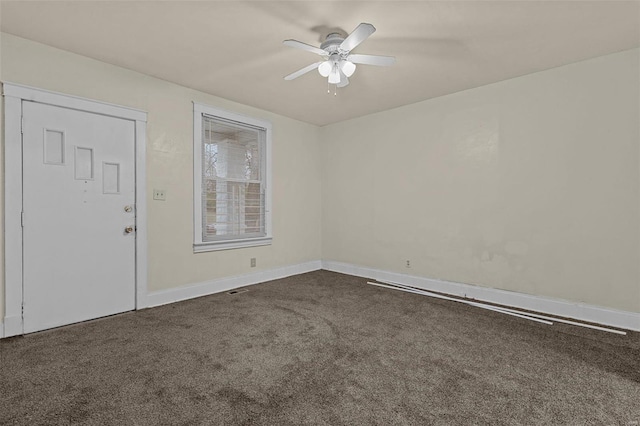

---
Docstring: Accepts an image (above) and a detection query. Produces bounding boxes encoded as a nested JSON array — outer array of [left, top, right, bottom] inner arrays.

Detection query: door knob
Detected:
[[124, 226, 134, 234]]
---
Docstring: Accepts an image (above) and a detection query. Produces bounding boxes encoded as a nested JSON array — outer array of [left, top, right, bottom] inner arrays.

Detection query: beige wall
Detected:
[[321, 48, 640, 313], [0, 33, 323, 319], [1, 33, 638, 322]]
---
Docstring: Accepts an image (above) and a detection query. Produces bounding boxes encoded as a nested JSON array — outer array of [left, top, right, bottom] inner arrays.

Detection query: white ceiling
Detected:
[[1, 1, 638, 126]]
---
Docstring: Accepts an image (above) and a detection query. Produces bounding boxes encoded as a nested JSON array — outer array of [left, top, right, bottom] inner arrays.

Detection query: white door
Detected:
[[22, 100, 136, 333]]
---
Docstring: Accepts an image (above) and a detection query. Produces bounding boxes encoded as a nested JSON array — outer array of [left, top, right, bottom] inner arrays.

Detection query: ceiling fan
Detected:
[[283, 23, 395, 90]]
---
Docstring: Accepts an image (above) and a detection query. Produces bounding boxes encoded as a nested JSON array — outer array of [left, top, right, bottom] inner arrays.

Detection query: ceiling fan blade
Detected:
[[284, 62, 323, 80], [340, 23, 376, 52], [337, 70, 349, 88], [283, 39, 326, 56], [347, 54, 396, 66]]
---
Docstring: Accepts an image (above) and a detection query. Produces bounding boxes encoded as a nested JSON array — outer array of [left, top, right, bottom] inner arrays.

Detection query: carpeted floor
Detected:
[[1, 270, 639, 425]]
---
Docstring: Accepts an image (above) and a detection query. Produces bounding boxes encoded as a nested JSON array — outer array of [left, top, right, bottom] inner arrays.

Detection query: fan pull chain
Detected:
[[327, 81, 337, 96]]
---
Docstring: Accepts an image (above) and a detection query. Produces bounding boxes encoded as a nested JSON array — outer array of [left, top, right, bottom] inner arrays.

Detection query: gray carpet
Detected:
[[1, 270, 639, 425]]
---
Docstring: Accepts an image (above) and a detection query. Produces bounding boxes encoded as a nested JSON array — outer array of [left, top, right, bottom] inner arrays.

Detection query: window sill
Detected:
[[193, 237, 272, 253]]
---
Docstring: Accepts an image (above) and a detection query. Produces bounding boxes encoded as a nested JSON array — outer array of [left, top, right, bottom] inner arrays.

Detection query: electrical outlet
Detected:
[[153, 189, 166, 201], [250, 258, 256, 268], [406, 260, 411, 268]]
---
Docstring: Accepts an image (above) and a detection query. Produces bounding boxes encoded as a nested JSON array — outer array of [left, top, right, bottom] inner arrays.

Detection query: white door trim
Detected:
[[2, 82, 148, 337]]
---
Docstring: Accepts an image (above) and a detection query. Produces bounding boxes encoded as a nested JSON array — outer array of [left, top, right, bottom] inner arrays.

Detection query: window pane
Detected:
[[204, 180, 264, 239], [202, 117, 261, 181], [202, 115, 265, 241]]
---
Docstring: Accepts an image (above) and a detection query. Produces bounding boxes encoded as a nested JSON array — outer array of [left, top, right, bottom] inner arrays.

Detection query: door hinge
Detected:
[[21, 211, 25, 227]]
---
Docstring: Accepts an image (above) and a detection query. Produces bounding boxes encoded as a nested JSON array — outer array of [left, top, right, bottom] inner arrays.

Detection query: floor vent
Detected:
[[227, 289, 249, 295]]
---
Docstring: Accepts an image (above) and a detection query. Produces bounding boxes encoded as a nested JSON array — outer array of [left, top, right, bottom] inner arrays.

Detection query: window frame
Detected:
[[193, 102, 272, 252]]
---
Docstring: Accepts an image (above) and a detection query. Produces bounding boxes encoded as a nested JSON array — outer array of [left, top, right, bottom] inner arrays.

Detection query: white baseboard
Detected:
[[143, 260, 322, 308], [2, 315, 23, 338], [322, 260, 640, 332], [4, 259, 636, 339]]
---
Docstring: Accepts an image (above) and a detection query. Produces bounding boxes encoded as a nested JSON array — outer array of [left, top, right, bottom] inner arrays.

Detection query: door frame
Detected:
[[3, 82, 148, 337]]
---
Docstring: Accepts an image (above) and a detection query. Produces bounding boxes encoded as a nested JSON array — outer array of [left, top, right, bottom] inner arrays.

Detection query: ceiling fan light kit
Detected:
[[318, 61, 333, 77], [283, 23, 395, 93], [340, 61, 356, 77]]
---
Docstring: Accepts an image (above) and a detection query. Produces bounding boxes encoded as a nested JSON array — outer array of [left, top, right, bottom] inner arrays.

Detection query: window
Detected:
[[193, 103, 272, 252]]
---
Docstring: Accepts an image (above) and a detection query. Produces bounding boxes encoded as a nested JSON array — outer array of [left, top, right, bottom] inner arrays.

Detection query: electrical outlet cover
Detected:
[[153, 189, 166, 201]]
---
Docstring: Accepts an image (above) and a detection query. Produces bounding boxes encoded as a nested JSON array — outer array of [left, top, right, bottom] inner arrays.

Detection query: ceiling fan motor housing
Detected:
[[321, 33, 346, 55]]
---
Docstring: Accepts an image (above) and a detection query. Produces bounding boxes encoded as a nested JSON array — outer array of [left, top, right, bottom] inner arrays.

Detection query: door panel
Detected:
[[22, 101, 136, 333]]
